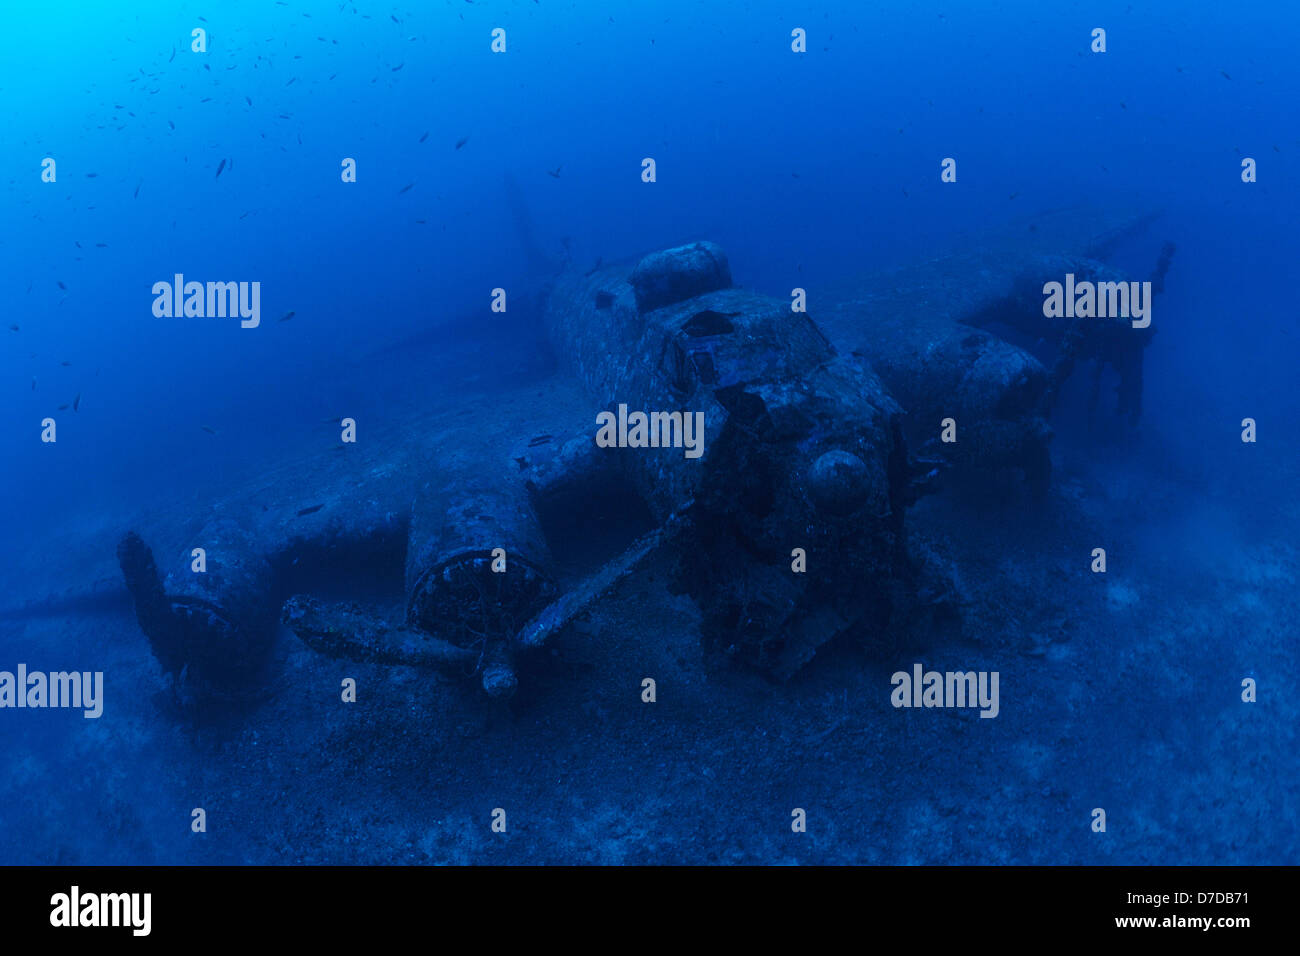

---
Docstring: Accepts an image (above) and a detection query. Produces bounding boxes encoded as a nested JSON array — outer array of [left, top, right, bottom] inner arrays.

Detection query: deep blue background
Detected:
[[0, 0, 1295, 864]]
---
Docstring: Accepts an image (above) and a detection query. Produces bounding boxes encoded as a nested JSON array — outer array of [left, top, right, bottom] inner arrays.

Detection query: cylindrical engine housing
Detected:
[[404, 484, 559, 654]]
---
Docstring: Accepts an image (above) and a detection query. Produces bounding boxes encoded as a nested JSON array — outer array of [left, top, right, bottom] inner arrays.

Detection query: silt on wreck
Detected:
[[111, 208, 1170, 703]]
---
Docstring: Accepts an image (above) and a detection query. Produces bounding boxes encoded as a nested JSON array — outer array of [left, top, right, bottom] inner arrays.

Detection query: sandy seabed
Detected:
[[1, 430, 1293, 865]]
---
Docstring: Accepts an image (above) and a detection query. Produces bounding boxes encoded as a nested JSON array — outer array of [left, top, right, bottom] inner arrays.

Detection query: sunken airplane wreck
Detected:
[[112, 209, 1169, 705]]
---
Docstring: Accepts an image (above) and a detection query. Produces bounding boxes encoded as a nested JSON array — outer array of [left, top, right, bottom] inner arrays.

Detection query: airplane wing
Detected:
[[813, 205, 1165, 489]]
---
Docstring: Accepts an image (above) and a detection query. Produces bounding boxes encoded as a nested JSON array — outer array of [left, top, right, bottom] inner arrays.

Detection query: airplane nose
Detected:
[[807, 450, 871, 515]]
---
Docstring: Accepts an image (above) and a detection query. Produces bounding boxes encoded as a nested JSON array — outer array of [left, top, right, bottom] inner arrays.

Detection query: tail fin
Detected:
[[1151, 240, 1177, 296], [503, 172, 561, 276]]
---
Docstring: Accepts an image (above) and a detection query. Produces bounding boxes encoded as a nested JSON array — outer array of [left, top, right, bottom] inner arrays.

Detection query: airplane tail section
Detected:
[[503, 171, 562, 277]]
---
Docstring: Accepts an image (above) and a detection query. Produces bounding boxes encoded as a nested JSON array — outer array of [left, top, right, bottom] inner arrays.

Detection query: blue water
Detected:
[[0, 0, 1296, 864]]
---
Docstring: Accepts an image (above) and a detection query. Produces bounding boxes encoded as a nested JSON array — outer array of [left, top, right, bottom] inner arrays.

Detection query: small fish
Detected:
[[320, 417, 341, 424], [1008, 192, 1019, 200], [399, 182, 415, 194], [215, 158, 226, 178], [391, 14, 400, 23], [296, 504, 325, 517], [455, 137, 468, 149], [200, 425, 218, 435], [419, 131, 428, 143], [1220, 70, 1232, 80], [527, 434, 553, 447], [95, 242, 107, 248], [7, 324, 17, 331], [85, 172, 98, 178], [169, 47, 175, 62], [73, 393, 81, 412], [57, 281, 67, 291], [133, 181, 142, 198], [60, 361, 71, 367], [391, 63, 404, 71], [31, 377, 36, 391], [547, 166, 562, 178], [168, 120, 175, 130], [245, 96, 252, 106], [58, 404, 69, 411], [286, 77, 296, 86], [279, 310, 295, 322]]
